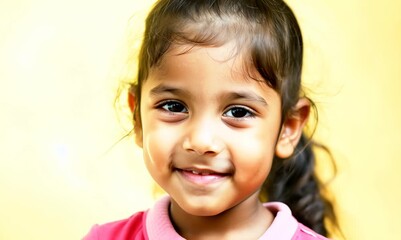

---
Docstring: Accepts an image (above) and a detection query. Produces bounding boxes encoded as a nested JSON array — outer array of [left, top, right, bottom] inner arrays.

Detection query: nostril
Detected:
[[182, 137, 224, 155]]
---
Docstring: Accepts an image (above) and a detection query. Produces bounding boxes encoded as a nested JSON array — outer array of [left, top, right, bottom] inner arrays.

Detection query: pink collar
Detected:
[[146, 196, 298, 240]]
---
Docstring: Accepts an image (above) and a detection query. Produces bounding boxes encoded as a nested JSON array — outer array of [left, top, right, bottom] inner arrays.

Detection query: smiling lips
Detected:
[[176, 168, 230, 185]]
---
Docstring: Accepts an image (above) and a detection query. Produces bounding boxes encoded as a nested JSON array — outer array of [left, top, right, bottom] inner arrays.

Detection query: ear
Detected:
[[128, 90, 143, 148], [275, 98, 310, 158]]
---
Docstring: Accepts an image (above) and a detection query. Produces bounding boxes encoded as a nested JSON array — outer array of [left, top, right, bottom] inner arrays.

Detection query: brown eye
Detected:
[[224, 107, 254, 118], [159, 101, 188, 113]]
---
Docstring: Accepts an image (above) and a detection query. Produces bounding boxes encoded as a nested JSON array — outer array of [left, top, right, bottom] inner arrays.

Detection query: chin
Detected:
[[180, 201, 227, 217], [186, 208, 222, 217]]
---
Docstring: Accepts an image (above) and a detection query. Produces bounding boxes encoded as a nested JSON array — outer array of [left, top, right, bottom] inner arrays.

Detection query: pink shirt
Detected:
[[84, 196, 328, 240]]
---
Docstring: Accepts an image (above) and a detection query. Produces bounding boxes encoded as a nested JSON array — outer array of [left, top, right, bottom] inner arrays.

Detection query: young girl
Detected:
[[85, 0, 338, 239]]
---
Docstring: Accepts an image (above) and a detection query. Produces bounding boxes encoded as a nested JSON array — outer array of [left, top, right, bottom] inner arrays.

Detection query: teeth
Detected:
[[191, 170, 209, 175]]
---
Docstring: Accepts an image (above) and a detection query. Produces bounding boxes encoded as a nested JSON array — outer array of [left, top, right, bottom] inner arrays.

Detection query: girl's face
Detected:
[[137, 44, 284, 216]]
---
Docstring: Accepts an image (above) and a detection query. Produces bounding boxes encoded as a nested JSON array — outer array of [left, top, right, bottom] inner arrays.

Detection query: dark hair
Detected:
[[130, 0, 338, 236]]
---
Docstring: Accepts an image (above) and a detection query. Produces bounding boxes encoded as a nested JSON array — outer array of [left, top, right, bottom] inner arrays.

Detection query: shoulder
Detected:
[[82, 196, 175, 240], [262, 202, 329, 240], [292, 223, 329, 240], [83, 211, 148, 240]]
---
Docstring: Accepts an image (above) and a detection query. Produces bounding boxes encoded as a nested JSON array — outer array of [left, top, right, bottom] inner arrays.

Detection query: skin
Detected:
[[129, 44, 310, 239]]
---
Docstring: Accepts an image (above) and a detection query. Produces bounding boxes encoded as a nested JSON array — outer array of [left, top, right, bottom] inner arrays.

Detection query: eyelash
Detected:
[[156, 100, 255, 119], [156, 100, 188, 114], [223, 105, 256, 119]]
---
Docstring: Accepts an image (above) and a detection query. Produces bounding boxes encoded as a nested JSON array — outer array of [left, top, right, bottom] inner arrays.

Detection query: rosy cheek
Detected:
[[143, 129, 174, 168], [231, 138, 273, 178], [144, 137, 162, 167]]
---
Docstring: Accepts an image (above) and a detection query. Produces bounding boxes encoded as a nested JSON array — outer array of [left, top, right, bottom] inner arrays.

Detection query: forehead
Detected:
[[152, 43, 264, 86], [143, 44, 280, 104]]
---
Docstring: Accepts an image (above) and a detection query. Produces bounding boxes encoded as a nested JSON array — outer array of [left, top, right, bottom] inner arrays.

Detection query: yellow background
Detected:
[[1, 0, 400, 239]]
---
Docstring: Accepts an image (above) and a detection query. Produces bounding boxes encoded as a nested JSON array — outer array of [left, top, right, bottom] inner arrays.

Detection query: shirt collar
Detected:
[[146, 196, 298, 240]]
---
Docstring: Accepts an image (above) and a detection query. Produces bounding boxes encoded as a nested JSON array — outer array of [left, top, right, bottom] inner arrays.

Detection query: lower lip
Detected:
[[177, 170, 228, 185]]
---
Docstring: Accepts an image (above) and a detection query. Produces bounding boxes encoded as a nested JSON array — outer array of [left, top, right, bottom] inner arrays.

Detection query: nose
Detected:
[[182, 117, 224, 155]]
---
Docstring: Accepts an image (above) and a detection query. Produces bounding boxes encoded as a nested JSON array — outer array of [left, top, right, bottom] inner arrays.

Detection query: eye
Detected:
[[223, 106, 255, 118], [157, 100, 188, 113]]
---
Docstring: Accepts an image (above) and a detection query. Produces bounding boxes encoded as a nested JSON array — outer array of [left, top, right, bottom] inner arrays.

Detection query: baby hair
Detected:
[[130, 0, 337, 236]]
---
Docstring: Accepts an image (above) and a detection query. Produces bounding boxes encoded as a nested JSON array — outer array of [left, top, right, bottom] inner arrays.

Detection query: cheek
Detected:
[[230, 128, 278, 183], [234, 151, 273, 185], [141, 122, 179, 174], [142, 134, 170, 188]]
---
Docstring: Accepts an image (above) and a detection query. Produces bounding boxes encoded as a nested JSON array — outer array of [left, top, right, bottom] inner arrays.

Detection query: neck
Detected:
[[169, 195, 274, 240]]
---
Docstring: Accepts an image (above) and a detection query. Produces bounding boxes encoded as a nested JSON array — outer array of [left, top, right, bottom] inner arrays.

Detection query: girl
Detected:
[[85, 0, 338, 239]]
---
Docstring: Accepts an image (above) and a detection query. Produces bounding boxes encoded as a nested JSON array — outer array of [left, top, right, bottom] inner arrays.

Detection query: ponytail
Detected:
[[262, 133, 337, 236]]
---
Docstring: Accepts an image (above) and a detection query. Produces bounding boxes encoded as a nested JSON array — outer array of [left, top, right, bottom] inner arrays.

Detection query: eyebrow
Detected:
[[149, 84, 190, 97], [224, 91, 268, 106], [149, 84, 268, 106]]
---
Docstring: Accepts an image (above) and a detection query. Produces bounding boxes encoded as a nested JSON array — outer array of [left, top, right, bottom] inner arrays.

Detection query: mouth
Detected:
[[175, 168, 230, 185]]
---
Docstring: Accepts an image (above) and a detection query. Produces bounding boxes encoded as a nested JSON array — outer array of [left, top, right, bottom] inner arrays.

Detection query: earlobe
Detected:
[[275, 98, 310, 158], [127, 91, 143, 148]]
